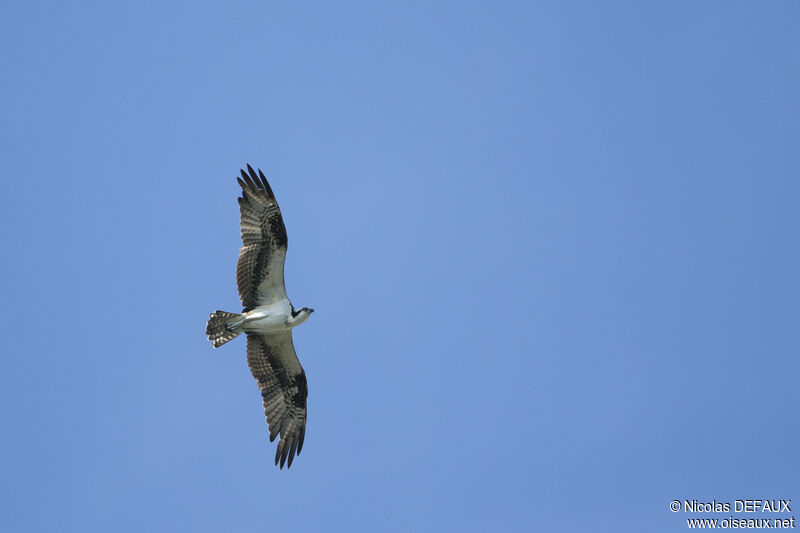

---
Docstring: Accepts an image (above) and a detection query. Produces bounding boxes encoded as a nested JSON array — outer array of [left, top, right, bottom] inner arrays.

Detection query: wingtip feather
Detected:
[[257, 168, 275, 197], [297, 426, 305, 454], [247, 164, 259, 185], [287, 439, 298, 468], [239, 168, 256, 190]]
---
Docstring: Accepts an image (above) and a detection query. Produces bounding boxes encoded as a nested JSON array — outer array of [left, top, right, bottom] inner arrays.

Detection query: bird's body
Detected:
[[242, 300, 313, 334], [205, 165, 313, 469]]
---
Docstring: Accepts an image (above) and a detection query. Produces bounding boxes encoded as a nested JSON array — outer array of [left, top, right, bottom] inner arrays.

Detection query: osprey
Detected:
[[206, 165, 314, 469]]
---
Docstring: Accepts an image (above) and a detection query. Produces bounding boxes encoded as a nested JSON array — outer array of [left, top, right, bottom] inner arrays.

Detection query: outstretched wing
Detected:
[[246, 332, 308, 469], [236, 164, 288, 311]]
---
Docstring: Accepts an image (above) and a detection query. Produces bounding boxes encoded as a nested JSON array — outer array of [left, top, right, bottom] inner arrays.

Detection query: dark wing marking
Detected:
[[246, 332, 308, 469], [236, 165, 288, 311]]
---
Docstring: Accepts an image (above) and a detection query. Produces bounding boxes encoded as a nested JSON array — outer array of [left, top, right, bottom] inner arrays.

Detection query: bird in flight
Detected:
[[206, 165, 314, 469]]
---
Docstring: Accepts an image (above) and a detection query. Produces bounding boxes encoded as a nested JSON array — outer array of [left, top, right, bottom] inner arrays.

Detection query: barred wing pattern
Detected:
[[236, 164, 288, 311], [246, 332, 308, 469]]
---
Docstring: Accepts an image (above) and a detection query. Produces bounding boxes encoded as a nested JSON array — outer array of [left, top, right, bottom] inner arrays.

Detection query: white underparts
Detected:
[[242, 298, 311, 334]]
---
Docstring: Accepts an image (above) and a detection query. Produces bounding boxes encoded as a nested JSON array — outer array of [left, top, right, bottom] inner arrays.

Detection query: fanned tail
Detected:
[[206, 310, 244, 348]]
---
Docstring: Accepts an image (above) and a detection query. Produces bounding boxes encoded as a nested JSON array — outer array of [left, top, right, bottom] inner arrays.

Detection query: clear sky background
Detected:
[[1, 2, 798, 532]]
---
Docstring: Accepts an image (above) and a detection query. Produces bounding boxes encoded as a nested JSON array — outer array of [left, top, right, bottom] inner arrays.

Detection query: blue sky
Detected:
[[1, 2, 798, 531]]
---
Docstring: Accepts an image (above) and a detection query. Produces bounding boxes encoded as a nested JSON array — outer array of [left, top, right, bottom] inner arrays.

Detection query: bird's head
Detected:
[[290, 306, 314, 326]]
